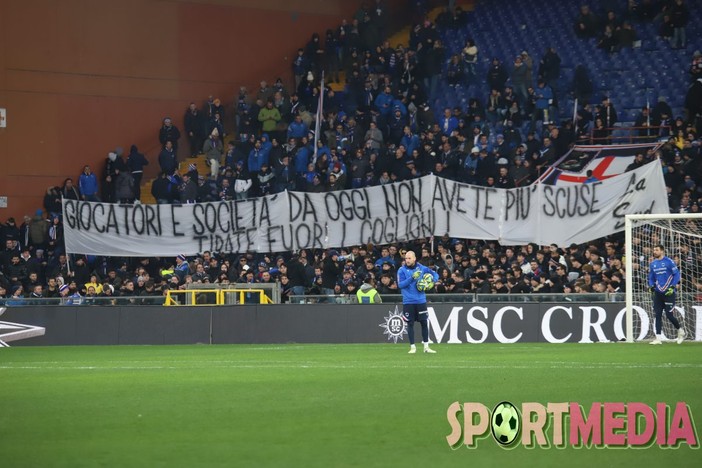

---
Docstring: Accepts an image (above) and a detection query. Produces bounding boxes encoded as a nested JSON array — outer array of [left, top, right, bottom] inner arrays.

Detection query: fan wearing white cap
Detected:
[[175, 255, 191, 281], [59, 284, 82, 305]]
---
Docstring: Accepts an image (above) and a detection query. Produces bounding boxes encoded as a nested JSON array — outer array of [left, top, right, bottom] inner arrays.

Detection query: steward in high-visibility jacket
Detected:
[[356, 281, 382, 304]]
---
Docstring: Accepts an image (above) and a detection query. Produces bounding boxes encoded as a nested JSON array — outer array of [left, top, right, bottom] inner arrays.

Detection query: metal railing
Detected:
[[165, 288, 272, 305], [0, 291, 628, 307], [288, 292, 626, 304], [185, 283, 280, 304], [576, 125, 671, 145]]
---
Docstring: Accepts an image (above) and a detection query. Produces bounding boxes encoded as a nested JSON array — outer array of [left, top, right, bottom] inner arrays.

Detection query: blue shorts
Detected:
[[402, 303, 428, 323]]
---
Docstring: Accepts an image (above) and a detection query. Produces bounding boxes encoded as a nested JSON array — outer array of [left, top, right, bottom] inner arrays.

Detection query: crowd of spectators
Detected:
[[1, 1, 701, 303]]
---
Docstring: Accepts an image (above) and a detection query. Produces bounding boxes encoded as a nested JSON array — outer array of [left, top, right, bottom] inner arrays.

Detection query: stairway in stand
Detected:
[[326, 0, 475, 93], [140, 2, 478, 202], [139, 154, 210, 205]]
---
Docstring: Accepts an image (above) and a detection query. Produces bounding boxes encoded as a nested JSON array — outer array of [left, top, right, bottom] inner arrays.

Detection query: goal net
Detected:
[[625, 214, 702, 342]]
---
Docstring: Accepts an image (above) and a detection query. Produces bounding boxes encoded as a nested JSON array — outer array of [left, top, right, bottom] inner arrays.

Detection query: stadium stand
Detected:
[[1, 0, 700, 303]]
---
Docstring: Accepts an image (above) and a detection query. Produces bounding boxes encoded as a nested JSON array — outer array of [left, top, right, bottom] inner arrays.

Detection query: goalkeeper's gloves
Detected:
[[665, 287, 675, 296], [412, 271, 421, 279]]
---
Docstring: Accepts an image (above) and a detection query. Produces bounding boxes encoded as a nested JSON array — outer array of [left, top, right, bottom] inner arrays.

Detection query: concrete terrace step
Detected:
[[139, 154, 210, 205]]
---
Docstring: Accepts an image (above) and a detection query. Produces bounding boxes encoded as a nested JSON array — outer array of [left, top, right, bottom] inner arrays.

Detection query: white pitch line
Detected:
[[1, 362, 700, 371], [2, 359, 699, 366]]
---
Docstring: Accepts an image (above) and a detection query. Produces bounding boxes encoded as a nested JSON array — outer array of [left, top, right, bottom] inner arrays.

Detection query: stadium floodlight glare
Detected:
[[625, 213, 702, 343]]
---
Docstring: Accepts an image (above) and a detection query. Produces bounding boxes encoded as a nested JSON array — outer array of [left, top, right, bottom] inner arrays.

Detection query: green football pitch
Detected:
[[1, 343, 700, 467]]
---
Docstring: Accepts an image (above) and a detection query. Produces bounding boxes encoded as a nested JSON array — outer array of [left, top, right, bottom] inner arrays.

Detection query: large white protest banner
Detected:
[[63, 161, 668, 256]]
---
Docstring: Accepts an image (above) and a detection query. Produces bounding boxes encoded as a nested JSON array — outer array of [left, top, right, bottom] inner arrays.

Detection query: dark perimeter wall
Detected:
[[3, 302, 686, 345], [0, 0, 405, 220]]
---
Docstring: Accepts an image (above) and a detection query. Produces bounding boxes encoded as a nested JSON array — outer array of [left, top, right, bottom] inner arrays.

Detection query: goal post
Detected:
[[625, 213, 702, 343]]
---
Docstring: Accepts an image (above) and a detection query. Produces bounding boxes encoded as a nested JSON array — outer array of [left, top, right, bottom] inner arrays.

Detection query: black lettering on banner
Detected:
[[232, 199, 246, 231], [383, 180, 422, 216], [147, 204, 161, 236], [193, 201, 240, 234], [270, 223, 324, 250], [424, 210, 435, 236], [435, 179, 468, 213], [297, 224, 310, 250], [94, 203, 106, 233], [121, 205, 131, 235], [576, 183, 600, 216], [171, 205, 184, 237], [105, 204, 119, 234], [505, 187, 532, 221], [483, 188, 496, 220], [407, 213, 420, 239], [324, 193, 342, 221], [210, 233, 235, 252], [217, 202, 231, 233], [232, 229, 250, 250], [613, 201, 655, 230], [360, 219, 372, 244], [64, 201, 76, 229], [77, 201, 92, 231], [589, 183, 601, 214], [131, 204, 146, 235], [352, 189, 371, 219], [471, 186, 495, 220], [204, 204, 217, 232], [471, 186, 482, 218], [371, 218, 385, 244], [266, 226, 278, 251], [245, 227, 257, 250], [406, 211, 434, 240], [312, 222, 323, 248], [326, 189, 372, 221], [455, 184, 467, 214], [62, 173, 656, 255], [250, 198, 258, 229], [192, 204, 205, 235], [432, 180, 447, 211], [623, 172, 647, 195], [260, 196, 272, 227], [543, 186, 556, 217], [384, 217, 396, 243], [542, 184, 603, 219], [266, 220, 319, 251], [289, 192, 317, 223], [194, 235, 207, 252], [359, 211, 435, 245], [268, 225, 290, 251]]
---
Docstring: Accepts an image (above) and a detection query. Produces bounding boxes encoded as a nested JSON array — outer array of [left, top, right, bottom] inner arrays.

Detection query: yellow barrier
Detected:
[[164, 289, 272, 306]]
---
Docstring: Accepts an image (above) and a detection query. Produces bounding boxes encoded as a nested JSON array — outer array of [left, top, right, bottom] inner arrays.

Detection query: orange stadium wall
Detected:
[[0, 0, 407, 221]]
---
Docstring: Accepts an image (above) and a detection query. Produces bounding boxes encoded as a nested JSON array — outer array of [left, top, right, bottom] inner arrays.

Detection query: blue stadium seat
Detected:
[[434, 0, 695, 131]]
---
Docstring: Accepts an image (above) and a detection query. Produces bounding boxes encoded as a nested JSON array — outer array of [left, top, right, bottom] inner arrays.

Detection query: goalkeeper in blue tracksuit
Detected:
[[397, 250, 440, 354], [648, 244, 685, 345]]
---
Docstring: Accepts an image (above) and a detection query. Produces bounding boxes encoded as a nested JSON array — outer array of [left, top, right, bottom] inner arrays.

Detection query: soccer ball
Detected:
[[416, 273, 435, 292], [491, 401, 520, 446]]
